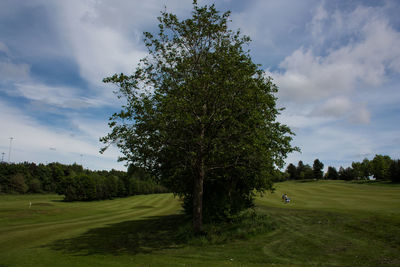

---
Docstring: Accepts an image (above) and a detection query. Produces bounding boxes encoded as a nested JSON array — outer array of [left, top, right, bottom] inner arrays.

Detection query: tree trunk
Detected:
[[193, 124, 205, 233], [193, 157, 204, 233]]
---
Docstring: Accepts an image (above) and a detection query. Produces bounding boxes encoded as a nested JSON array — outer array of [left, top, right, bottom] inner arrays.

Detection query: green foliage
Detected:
[[338, 167, 356, 180], [390, 160, 400, 183], [312, 159, 324, 180], [296, 161, 313, 180], [177, 210, 276, 245], [285, 159, 323, 181], [350, 159, 372, 180], [100, 1, 297, 228], [370, 154, 392, 180], [296, 161, 305, 179], [34, 163, 54, 191], [286, 163, 297, 180], [351, 161, 364, 179], [28, 178, 42, 193], [361, 158, 372, 178], [9, 173, 28, 193], [325, 166, 339, 180], [0, 162, 168, 200], [58, 170, 168, 201], [271, 169, 289, 182], [127, 164, 152, 181], [289, 155, 399, 182]]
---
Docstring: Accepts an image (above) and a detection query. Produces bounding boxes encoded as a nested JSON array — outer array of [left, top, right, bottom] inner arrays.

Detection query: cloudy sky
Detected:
[[0, 0, 399, 171]]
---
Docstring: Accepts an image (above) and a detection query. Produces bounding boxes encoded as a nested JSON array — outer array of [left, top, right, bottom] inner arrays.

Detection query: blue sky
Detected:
[[0, 0, 399, 171]]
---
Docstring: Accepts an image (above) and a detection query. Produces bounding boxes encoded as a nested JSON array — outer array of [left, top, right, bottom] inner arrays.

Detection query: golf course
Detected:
[[1, 180, 399, 266]]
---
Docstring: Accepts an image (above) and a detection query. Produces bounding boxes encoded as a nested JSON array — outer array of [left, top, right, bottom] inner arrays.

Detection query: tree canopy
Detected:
[[0, 162, 165, 199], [313, 159, 324, 180], [100, 1, 297, 232]]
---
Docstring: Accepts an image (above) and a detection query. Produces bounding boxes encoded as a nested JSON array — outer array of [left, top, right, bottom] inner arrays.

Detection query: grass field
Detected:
[[1, 180, 399, 266]]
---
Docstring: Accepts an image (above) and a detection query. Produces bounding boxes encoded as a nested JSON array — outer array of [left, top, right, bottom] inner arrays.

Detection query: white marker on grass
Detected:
[[29, 201, 31, 208]]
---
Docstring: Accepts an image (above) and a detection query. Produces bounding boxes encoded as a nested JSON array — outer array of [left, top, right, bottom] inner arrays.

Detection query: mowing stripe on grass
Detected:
[[1, 181, 399, 266]]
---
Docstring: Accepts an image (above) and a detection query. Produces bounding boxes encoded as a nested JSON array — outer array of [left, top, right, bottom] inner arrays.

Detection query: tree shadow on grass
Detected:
[[44, 214, 188, 256]]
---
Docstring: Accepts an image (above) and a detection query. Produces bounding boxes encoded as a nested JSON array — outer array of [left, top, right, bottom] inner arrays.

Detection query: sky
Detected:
[[0, 0, 399, 171]]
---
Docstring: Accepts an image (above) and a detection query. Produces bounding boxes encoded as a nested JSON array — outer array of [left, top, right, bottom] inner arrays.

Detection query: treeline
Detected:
[[284, 154, 400, 183], [0, 162, 169, 200]]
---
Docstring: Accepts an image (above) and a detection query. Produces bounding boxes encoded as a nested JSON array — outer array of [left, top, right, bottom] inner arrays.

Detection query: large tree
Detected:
[[100, 1, 296, 232]]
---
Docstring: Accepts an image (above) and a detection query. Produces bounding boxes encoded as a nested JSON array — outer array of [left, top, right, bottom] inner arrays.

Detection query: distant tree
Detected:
[[270, 169, 288, 182], [286, 163, 297, 180], [295, 161, 313, 180], [127, 165, 152, 181], [117, 178, 126, 196], [48, 162, 65, 185], [370, 155, 392, 180], [28, 178, 42, 193], [100, 2, 297, 231], [338, 167, 355, 181], [0, 163, 9, 193], [105, 176, 118, 198], [313, 159, 324, 180], [325, 166, 339, 180], [69, 163, 84, 175], [300, 164, 314, 180], [351, 161, 363, 180], [35, 164, 53, 192], [9, 173, 28, 193], [63, 176, 78, 201], [361, 158, 371, 179], [79, 174, 97, 200], [389, 159, 400, 183], [350, 159, 372, 180], [296, 161, 305, 180]]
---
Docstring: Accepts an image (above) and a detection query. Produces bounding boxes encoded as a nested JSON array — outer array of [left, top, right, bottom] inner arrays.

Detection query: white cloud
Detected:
[[311, 97, 352, 117], [310, 3, 328, 43], [278, 108, 332, 130], [349, 106, 370, 124], [285, 124, 374, 169], [275, 2, 399, 168], [0, 61, 30, 82], [88, 0, 192, 31], [270, 4, 400, 104], [268, 48, 359, 102], [70, 116, 111, 141], [0, 41, 10, 55], [230, 0, 315, 54], [309, 97, 371, 124], [0, 42, 30, 82], [0, 41, 110, 110], [8, 83, 105, 109], [55, 4, 145, 88], [0, 99, 124, 170], [49, 0, 196, 89]]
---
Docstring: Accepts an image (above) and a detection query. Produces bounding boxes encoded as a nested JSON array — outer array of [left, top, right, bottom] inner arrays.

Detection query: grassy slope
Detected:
[[0, 180, 399, 266], [257, 180, 400, 266]]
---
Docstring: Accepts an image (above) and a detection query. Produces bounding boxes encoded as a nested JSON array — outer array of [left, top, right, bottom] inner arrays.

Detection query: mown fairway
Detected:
[[1, 181, 399, 266]]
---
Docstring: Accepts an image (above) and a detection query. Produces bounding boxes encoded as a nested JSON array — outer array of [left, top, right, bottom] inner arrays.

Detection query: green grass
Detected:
[[257, 180, 400, 266], [0, 180, 399, 266]]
